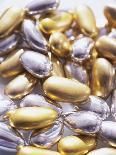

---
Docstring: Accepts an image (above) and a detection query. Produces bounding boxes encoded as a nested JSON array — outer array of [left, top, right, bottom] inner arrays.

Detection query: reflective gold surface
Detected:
[[4, 73, 37, 100], [78, 135, 96, 151], [74, 5, 98, 38], [95, 36, 116, 63], [0, 49, 24, 77], [92, 58, 115, 98], [58, 136, 89, 155], [48, 53, 65, 76], [17, 146, 61, 155], [49, 32, 72, 57], [43, 76, 90, 103], [0, 7, 25, 38], [7, 107, 58, 130], [87, 148, 116, 155], [39, 11, 73, 34], [104, 5, 116, 28]]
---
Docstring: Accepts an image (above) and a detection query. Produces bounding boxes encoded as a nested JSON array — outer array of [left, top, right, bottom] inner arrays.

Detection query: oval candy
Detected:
[[7, 107, 58, 130], [20, 51, 53, 78], [22, 19, 47, 53], [5, 73, 37, 100], [0, 49, 24, 77], [0, 7, 25, 38], [43, 76, 90, 103], [92, 58, 115, 98], [64, 111, 102, 135]]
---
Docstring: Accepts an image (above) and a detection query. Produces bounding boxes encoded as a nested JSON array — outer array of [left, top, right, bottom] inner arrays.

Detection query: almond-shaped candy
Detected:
[[30, 120, 63, 148], [0, 49, 24, 77], [74, 5, 98, 38], [0, 122, 24, 151], [71, 36, 94, 62], [95, 36, 116, 63], [43, 76, 90, 103], [0, 7, 25, 38], [0, 33, 19, 56], [20, 51, 53, 78], [39, 11, 73, 34], [49, 32, 72, 57], [25, 0, 59, 15], [17, 146, 61, 155], [58, 136, 89, 155], [6, 107, 58, 130], [78, 95, 110, 120], [64, 111, 102, 135], [20, 94, 62, 115], [92, 58, 115, 98], [4, 73, 37, 100], [22, 19, 47, 54]]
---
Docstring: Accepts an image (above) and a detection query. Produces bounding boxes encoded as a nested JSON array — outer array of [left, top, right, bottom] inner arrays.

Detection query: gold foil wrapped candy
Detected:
[[6, 107, 58, 130], [49, 32, 72, 57], [95, 36, 116, 63], [58, 136, 89, 155], [4, 73, 37, 99], [39, 11, 73, 34], [43, 76, 90, 103], [92, 58, 115, 98], [0, 49, 24, 77], [0, 7, 25, 38], [74, 5, 98, 38]]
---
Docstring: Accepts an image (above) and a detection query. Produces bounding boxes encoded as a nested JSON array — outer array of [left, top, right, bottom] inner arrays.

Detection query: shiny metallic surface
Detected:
[[49, 32, 72, 57], [78, 95, 110, 120], [7, 107, 58, 130], [64, 111, 102, 135], [78, 135, 96, 151], [0, 33, 19, 56], [71, 36, 94, 62], [4, 73, 37, 100], [0, 7, 25, 38], [22, 19, 47, 53], [64, 61, 89, 85], [74, 5, 98, 38], [20, 51, 53, 78], [100, 121, 116, 147], [58, 136, 89, 155], [20, 94, 62, 115], [0, 122, 24, 151], [17, 146, 61, 155], [43, 76, 90, 103], [111, 90, 116, 120], [0, 49, 24, 77], [104, 5, 116, 28], [92, 58, 115, 98], [30, 120, 63, 148], [25, 0, 60, 15], [95, 36, 116, 63], [87, 148, 116, 155], [39, 11, 73, 34], [49, 53, 64, 76]]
